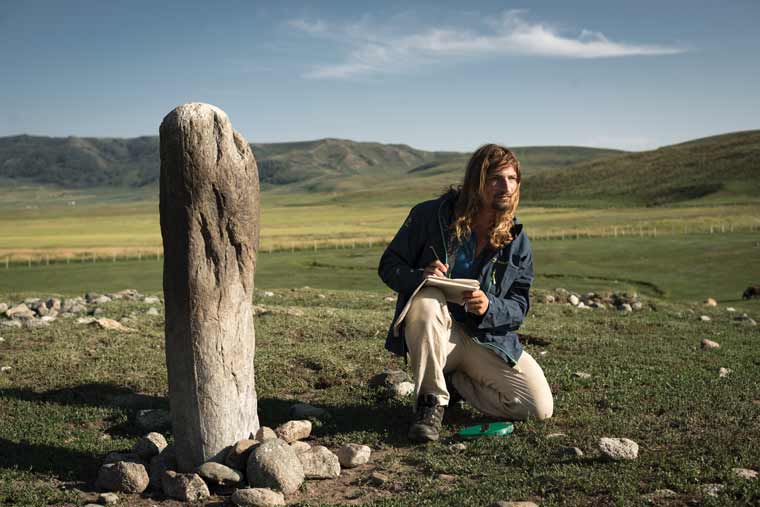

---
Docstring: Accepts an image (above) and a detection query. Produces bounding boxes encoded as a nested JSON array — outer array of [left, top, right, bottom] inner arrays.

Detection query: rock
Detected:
[[557, 446, 584, 457], [448, 443, 467, 453], [103, 452, 144, 465], [256, 426, 277, 441], [96, 461, 149, 493], [160, 102, 261, 471], [383, 296, 395, 302], [598, 437, 639, 460], [643, 489, 677, 502], [699, 315, 712, 322], [24, 319, 49, 329], [297, 445, 340, 479], [247, 439, 304, 494], [317, 294, 326, 299], [704, 298, 718, 307], [1, 366, 12, 373], [143, 296, 160, 304], [262, 291, 274, 297], [133, 432, 168, 460], [197, 461, 243, 486], [6, 303, 35, 319], [437, 473, 457, 482], [631, 301, 643, 311], [541, 294, 555, 304], [718, 367, 731, 378], [92, 318, 134, 332], [290, 403, 328, 419], [726, 307, 736, 312], [149, 446, 176, 492], [700, 339, 720, 350], [1, 320, 21, 328], [70, 303, 88, 314], [733, 467, 758, 480], [368, 370, 410, 388], [390, 381, 415, 397], [76, 316, 97, 325], [35, 302, 49, 316], [620, 303, 633, 312], [226, 439, 259, 470], [573, 371, 591, 379], [699, 483, 724, 497], [93, 295, 112, 305], [146, 307, 160, 316], [290, 441, 311, 455], [368, 471, 389, 486], [161, 471, 210, 501], [546, 432, 566, 439], [569, 294, 580, 306], [490, 502, 539, 507], [0, 303, 7, 313], [231, 488, 285, 507], [0, 337, 4, 343], [275, 420, 312, 443], [336, 444, 371, 468], [135, 409, 171, 432], [98, 492, 119, 504]]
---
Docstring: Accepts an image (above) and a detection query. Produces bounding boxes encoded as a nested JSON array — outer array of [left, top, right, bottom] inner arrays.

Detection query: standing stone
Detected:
[[160, 103, 260, 471]]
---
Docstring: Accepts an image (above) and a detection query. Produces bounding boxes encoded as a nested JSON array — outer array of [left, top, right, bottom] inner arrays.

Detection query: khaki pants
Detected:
[[404, 287, 553, 420]]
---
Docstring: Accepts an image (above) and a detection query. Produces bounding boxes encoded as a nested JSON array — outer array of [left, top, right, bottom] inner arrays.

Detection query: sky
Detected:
[[1, 0, 759, 152]]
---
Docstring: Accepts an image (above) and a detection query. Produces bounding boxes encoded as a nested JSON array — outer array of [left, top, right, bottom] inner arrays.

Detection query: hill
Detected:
[[521, 130, 760, 206], [0, 134, 620, 192]]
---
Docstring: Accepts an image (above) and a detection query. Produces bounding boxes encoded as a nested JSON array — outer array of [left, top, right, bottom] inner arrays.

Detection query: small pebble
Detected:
[[701, 338, 720, 350], [699, 315, 711, 322], [573, 371, 591, 379], [0, 366, 11, 373], [718, 367, 731, 378], [449, 443, 467, 452]]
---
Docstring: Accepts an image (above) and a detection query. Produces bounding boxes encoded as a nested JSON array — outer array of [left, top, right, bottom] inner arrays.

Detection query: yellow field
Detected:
[[0, 189, 759, 262]]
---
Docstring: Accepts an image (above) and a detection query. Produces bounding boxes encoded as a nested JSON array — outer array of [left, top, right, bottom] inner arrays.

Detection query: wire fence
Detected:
[[2, 222, 758, 269]]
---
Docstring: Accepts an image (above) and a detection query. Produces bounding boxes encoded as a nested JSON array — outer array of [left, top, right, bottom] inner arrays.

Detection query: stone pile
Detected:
[[539, 288, 645, 312], [95, 411, 373, 504], [0, 289, 162, 329]]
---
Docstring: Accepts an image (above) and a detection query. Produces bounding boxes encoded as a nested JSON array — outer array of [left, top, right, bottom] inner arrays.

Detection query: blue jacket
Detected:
[[378, 190, 533, 365]]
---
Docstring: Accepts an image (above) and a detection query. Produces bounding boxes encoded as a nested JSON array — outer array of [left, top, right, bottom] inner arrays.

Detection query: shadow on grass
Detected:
[[0, 437, 100, 486], [0, 383, 167, 411]]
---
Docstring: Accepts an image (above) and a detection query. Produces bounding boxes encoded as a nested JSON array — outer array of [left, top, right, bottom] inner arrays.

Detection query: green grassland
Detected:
[[1, 288, 758, 506], [1, 233, 757, 303]]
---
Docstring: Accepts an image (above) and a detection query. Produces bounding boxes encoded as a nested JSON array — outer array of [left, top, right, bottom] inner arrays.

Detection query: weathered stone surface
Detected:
[[231, 488, 285, 507], [98, 492, 119, 504], [390, 381, 415, 397], [96, 461, 149, 493], [290, 441, 311, 455], [699, 483, 724, 497], [298, 445, 340, 479], [162, 470, 210, 501], [136, 409, 171, 432], [569, 294, 580, 306], [92, 318, 134, 332], [290, 403, 328, 419], [247, 439, 304, 494], [256, 426, 277, 441], [701, 339, 720, 350], [336, 444, 371, 468], [160, 102, 260, 471], [275, 420, 311, 443], [733, 467, 758, 480], [133, 432, 168, 460], [226, 439, 259, 470], [197, 461, 243, 486], [6, 303, 34, 319], [369, 370, 409, 388], [718, 367, 732, 378], [598, 437, 639, 460], [699, 315, 712, 322], [149, 446, 177, 492], [1, 320, 21, 328]]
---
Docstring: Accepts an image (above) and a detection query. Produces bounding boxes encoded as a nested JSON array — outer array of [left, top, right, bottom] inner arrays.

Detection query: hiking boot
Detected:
[[408, 393, 445, 442]]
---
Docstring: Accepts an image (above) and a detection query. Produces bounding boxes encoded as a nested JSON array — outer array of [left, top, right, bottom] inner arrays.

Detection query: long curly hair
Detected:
[[450, 144, 521, 249]]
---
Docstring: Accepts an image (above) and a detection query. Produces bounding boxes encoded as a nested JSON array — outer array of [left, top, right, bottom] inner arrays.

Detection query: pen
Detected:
[[429, 245, 450, 278]]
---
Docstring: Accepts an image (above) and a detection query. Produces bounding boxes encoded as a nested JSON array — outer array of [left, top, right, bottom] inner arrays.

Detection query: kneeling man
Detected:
[[378, 144, 553, 442]]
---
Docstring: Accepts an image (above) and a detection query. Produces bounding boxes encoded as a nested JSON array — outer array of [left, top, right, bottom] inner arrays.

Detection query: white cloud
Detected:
[[289, 10, 685, 79]]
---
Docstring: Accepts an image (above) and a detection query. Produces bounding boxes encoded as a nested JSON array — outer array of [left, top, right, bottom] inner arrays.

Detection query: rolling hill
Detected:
[[520, 130, 760, 206]]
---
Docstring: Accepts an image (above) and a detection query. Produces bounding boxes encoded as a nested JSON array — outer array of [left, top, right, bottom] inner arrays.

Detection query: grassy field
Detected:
[[0, 233, 757, 303], [1, 288, 758, 506]]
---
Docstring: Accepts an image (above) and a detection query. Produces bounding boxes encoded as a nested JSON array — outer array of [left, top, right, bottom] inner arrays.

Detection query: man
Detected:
[[378, 144, 553, 443]]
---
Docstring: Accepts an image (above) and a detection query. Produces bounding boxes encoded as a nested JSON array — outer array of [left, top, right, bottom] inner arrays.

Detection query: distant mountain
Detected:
[[521, 130, 760, 206], [0, 135, 620, 191]]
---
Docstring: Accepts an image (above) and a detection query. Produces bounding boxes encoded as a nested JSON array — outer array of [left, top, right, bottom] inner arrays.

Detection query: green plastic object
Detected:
[[457, 421, 514, 438]]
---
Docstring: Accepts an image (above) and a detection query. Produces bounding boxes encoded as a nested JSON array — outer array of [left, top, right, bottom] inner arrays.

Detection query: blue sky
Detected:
[[1, 0, 759, 151]]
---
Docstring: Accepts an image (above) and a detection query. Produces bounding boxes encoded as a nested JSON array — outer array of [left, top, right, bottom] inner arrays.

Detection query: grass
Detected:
[[0, 233, 757, 303], [1, 288, 758, 506]]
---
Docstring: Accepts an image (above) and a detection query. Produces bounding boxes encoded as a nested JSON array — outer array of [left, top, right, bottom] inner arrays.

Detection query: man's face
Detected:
[[481, 163, 519, 211]]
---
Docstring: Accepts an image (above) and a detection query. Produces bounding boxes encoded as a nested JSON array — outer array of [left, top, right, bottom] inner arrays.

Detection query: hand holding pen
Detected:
[[424, 245, 449, 278]]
